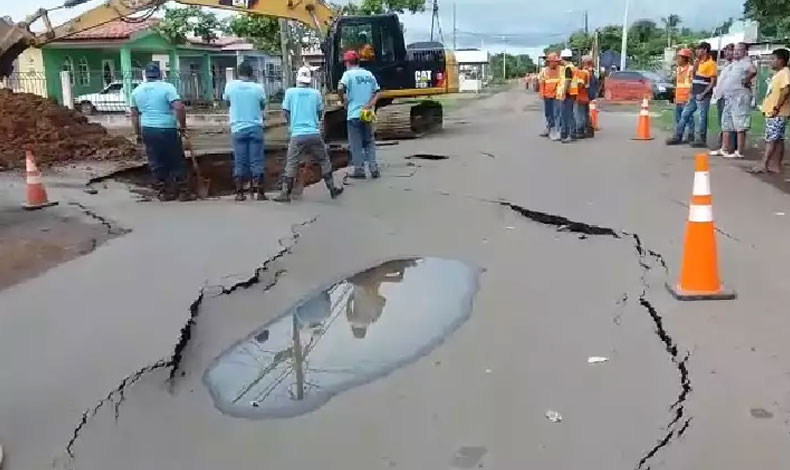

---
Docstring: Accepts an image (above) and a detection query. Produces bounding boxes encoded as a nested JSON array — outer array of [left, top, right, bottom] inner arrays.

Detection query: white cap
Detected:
[[296, 66, 312, 84], [560, 48, 573, 59]]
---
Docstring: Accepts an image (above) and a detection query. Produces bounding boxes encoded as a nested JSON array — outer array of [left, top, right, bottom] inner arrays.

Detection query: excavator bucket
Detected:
[[0, 17, 31, 77]]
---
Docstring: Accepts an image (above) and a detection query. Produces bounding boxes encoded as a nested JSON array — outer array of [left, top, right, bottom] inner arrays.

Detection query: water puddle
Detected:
[[203, 257, 481, 419]]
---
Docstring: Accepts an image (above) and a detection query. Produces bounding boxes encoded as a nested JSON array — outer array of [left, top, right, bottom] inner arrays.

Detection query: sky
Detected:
[[6, 0, 746, 57]]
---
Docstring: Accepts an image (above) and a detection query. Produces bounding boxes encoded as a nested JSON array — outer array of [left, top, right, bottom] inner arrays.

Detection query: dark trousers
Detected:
[[543, 98, 556, 130], [141, 127, 186, 183], [560, 98, 575, 139], [231, 126, 265, 179]]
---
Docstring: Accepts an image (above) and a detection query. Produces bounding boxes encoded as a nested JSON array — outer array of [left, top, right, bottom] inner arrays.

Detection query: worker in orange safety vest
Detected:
[[538, 52, 562, 137], [674, 48, 695, 142], [573, 56, 594, 138], [555, 49, 576, 143]]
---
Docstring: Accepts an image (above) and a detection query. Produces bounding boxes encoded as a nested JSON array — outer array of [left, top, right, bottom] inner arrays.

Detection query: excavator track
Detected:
[[375, 100, 444, 140]]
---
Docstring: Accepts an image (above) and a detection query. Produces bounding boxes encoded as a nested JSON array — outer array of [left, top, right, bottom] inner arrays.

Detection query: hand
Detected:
[[362, 104, 371, 111]]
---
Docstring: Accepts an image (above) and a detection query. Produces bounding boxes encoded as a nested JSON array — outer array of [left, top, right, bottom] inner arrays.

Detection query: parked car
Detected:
[[75, 81, 140, 114], [603, 70, 675, 102]]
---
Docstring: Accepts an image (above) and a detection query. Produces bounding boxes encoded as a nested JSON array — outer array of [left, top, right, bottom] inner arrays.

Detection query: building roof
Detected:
[[455, 49, 489, 64], [63, 19, 159, 41]]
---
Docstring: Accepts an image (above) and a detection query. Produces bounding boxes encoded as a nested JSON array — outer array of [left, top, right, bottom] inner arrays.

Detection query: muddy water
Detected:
[[204, 257, 481, 419]]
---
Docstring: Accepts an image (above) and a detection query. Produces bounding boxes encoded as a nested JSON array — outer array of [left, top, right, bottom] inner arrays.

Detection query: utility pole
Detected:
[[619, 0, 629, 71], [584, 10, 589, 36], [279, 18, 292, 88], [453, 2, 457, 50], [503, 50, 506, 80], [430, 0, 438, 42]]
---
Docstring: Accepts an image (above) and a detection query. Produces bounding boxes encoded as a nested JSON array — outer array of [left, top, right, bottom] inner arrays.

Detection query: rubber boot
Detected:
[[177, 179, 197, 202], [155, 180, 175, 201], [323, 173, 344, 199], [273, 177, 294, 203], [234, 178, 246, 201], [252, 177, 267, 201], [370, 169, 380, 179]]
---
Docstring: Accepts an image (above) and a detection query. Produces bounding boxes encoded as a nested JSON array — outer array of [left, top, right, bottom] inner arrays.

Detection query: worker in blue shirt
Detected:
[[223, 61, 267, 201], [338, 50, 381, 179], [130, 63, 194, 201], [274, 66, 343, 202]]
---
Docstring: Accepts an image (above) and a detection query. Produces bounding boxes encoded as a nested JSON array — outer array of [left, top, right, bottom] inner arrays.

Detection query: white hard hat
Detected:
[[560, 48, 573, 59], [296, 66, 312, 84]]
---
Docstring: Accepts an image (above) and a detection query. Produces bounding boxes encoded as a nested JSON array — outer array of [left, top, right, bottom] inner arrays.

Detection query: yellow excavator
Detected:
[[0, 0, 458, 139]]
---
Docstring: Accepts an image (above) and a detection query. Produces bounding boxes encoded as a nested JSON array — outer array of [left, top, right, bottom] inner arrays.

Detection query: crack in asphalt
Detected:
[[67, 202, 129, 236], [62, 216, 317, 462], [500, 201, 692, 470]]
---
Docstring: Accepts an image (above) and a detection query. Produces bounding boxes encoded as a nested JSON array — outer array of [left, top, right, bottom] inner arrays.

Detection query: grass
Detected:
[[655, 101, 766, 140]]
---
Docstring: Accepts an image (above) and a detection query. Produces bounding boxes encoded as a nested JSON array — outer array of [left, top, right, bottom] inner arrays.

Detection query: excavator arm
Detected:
[[0, 0, 334, 76]]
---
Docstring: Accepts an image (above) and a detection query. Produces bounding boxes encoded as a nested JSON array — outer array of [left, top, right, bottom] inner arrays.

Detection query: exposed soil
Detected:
[[0, 89, 141, 171]]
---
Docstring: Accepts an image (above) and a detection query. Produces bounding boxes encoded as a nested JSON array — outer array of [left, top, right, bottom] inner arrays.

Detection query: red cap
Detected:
[[343, 50, 360, 62]]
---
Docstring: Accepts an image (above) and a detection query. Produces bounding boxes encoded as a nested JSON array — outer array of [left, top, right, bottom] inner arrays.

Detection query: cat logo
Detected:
[[415, 70, 432, 88]]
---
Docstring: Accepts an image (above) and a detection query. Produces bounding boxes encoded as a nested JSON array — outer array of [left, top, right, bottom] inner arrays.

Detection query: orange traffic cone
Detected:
[[22, 149, 58, 210], [632, 97, 654, 141], [667, 154, 735, 301], [589, 100, 600, 131]]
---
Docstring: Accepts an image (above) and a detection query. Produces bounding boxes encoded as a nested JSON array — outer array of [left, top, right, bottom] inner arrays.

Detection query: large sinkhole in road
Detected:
[[203, 257, 481, 419]]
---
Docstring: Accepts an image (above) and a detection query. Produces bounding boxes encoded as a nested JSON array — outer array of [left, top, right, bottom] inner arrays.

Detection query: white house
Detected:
[[455, 49, 489, 93]]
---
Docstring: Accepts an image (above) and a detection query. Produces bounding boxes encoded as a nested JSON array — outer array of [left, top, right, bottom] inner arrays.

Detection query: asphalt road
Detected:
[[1, 87, 789, 469]]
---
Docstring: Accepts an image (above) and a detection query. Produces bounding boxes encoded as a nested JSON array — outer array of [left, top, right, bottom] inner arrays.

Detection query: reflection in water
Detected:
[[203, 257, 481, 419]]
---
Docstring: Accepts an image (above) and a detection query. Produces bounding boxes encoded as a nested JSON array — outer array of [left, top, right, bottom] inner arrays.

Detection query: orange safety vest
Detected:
[[557, 63, 576, 99], [675, 64, 692, 104], [540, 66, 561, 99], [575, 68, 591, 103], [567, 63, 579, 96]]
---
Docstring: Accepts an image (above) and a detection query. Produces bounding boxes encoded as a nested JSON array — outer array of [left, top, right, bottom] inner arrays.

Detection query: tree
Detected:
[[356, 0, 427, 14], [226, 14, 281, 53], [491, 53, 536, 80], [155, 6, 224, 44], [745, 0, 790, 38]]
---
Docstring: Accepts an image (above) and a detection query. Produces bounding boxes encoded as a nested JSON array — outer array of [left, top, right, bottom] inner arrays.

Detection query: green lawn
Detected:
[[655, 101, 766, 139]]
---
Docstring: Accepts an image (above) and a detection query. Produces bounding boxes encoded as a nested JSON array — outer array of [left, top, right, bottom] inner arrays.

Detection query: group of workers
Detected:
[[668, 41, 790, 174], [537, 50, 598, 143], [129, 49, 381, 202]]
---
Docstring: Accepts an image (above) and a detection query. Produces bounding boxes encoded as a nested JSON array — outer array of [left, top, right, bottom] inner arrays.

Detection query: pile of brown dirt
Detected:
[[0, 89, 141, 170]]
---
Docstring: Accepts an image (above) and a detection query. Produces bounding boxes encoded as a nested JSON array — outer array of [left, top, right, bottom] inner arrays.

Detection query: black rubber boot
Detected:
[[177, 179, 197, 202], [234, 178, 246, 201], [273, 177, 294, 203], [252, 177, 267, 201], [155, 180, 176, 201], [665, 137, 683, 145], [323, 174, 344, 199]]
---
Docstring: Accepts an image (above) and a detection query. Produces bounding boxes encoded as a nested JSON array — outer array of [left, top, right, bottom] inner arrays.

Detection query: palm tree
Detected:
[[662, 14, 682, 47]]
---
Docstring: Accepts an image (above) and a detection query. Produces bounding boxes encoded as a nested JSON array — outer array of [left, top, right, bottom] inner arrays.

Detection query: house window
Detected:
[[77, 57, 90, 86], [62, 56, 75, 85]]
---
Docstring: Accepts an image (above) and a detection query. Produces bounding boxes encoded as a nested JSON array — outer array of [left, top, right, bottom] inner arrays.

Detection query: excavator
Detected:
[[0, 0, 458, 139]]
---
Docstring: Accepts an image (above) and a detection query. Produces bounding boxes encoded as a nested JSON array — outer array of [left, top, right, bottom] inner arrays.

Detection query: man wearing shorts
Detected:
[[274, 66, 343, 202], [712, 43, 756, 159], [754, 49, 790, 174]]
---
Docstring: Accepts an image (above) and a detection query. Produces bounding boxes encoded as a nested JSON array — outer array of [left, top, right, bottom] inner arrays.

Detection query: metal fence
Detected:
[[0, 72, 49, 99]]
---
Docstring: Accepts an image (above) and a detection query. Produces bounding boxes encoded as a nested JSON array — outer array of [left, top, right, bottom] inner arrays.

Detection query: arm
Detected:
[[338, 72, 349, 106], [130, 107, 142, 144], [744, 64, 758, 88], [282, 89, 291, 126], [365, 91, 380, 110], [171, 100, 187, 131], [771, 85, 790, 117]]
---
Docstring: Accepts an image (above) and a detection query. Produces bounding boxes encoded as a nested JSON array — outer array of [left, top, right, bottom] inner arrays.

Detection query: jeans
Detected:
[[716, 98, 739, 150], [675, 96, 710, 142], [675, 103, 695, 140], [543, 98, 556, 130], [231, 126, 265, 179], [559, 98, 575, 139], [141, 127, 186, 183], [284, 133, 332, 178], [348, 119, 377, 173], [574, 102, 589, 136]]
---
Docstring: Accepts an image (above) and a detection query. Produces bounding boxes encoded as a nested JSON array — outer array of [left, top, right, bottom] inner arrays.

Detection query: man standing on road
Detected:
[[674, 48, 695, 142], [667, 42, 717, 148], [338, 50, 381, 179], [223, 61, 267, 201], [712, 43, 756, 159], [130, 63, 195, 201], [752, 49, 790, 174], [274, 66, 343, 202], [555, 49, 576, 143], [573, 56, 593, 139], [538, 53, 561, 137]]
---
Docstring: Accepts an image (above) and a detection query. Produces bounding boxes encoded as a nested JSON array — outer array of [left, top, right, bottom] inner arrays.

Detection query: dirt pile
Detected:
[[0, 89, 140, 170]]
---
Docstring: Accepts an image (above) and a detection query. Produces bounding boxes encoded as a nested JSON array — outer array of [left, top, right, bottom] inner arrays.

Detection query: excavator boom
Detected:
[[0, 0, 334, 77]]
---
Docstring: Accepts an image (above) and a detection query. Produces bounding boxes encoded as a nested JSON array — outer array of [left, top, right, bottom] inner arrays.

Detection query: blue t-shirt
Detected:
[[130, 81, 180, 129], [282, 86, 323, 137], [223, 80, 267, 134], [339, 67, 380, 120]]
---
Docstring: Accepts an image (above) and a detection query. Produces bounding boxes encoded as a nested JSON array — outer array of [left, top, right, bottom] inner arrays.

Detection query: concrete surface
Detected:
[[1, 86, 789, 470]]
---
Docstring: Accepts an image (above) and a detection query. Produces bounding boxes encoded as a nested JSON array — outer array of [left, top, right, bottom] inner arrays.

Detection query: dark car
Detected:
[[604, 70, 675, 102]]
